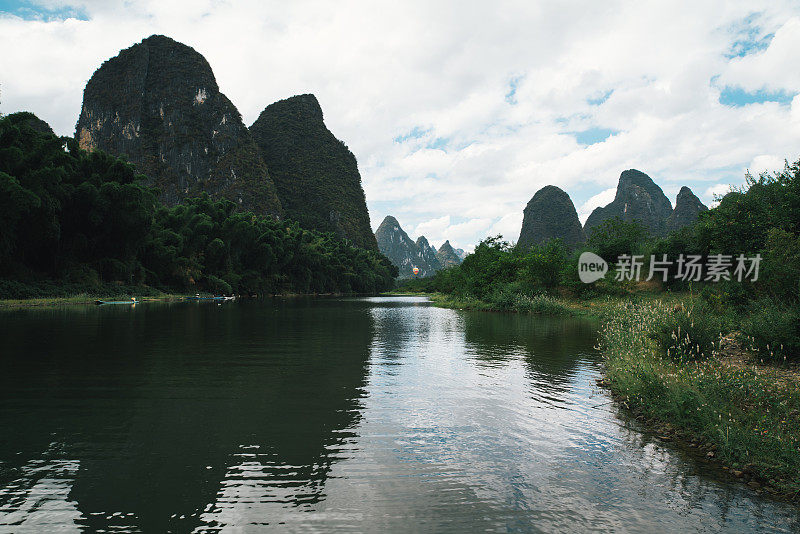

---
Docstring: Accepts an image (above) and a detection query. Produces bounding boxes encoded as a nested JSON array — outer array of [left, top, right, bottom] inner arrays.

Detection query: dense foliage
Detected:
[[402, 159, 800, 359], [0, 112, 396, 298]]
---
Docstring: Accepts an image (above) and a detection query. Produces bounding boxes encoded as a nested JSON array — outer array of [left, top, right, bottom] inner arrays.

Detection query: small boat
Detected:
[[185, 295, 226, 301], [95, 298, 138, 305]]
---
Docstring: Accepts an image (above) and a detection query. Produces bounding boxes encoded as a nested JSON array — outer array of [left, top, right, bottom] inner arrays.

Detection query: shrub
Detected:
[[63, 264, 100, 286], [487, 281, 526, 310], [514, 293, 571, 316], [741, 300, 800, 362], [520, 239, 567, 289], [204, 274, 233, 295], [650, 305, 723, 361], [760, 228, 800, 304], [587, 217, 648, 263], [458, 236, 520, 299]]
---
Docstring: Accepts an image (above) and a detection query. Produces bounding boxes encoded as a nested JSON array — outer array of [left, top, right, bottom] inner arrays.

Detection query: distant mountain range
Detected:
[[517, 169, 707, 250], [376, 167, 703, 278], [63, 34, 710, 277], [436, 241, 462, 268], [75, 35, 377, 250], [374, 216, 462, 278]]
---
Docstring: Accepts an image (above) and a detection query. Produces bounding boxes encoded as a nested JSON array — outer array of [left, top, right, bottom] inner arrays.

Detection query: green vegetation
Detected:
[[429, 292, 574, 316], [0, 112, 396, 299], [602, 299, 800, 497]]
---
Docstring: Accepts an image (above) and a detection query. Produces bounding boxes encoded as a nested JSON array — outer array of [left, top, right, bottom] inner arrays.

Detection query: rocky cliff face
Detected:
[[668, 186, 708, 232], [415, 236, 442, 272], [516, 185, 585, 250], [249, 94, 378, 251], [75, 35, 282, 216], [584, 169, 673, 237], [375, 216, 441, 278], [454, 247, 467, 260], [436, 240, 462, 268]]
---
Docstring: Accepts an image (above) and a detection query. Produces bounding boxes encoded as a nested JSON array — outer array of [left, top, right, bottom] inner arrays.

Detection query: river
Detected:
[[0, 296, 797, 532]]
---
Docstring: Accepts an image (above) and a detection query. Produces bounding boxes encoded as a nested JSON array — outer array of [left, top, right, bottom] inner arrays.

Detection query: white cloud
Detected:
[[792, 93, 800, 120], [704, 183, 733, 207], [487, 212, 524, 244], [749, 154, 786, 176], [413, 215, 493, 250], [577, 187, 616, 223], [2, 1, 800, 249], [413, 215, 451, 244], [718, 17, 800, 93]]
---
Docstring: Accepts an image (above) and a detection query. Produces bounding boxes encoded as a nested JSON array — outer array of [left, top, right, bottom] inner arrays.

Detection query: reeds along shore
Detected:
[[600, 298, 800, 500]]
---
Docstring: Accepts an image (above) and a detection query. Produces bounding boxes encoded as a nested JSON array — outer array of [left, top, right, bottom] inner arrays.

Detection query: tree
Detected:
[[587, 217, 647, 263]]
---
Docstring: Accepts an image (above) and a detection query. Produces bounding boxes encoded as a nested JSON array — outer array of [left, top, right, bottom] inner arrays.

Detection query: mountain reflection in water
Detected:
[[0, 296, 797, 532]]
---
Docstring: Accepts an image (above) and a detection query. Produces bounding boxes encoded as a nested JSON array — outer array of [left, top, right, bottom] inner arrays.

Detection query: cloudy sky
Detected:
[[2, 1, 800, 251]]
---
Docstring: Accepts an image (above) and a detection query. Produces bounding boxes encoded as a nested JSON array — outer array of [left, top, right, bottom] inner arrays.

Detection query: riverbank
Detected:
[[600, 299, 800, 501], [425, 289, 684, 318], [1, 290, 379, 309], [0, 293, 192, 308], [420, 290, 800, 501], [428, 292, 579, 316]]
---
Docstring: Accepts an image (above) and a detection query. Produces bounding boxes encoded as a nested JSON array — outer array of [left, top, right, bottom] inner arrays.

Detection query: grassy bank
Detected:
[[428, 292, 577, 316], [0, 281, 208, 308], [0, 293, 191, 308], [600, 299, 800, 500], [421, 287, 685, 319], [2, 290, 382, 308]]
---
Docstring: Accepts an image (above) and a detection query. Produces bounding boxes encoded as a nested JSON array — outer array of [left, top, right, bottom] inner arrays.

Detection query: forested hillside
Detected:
[[0, 112, 397, 298]]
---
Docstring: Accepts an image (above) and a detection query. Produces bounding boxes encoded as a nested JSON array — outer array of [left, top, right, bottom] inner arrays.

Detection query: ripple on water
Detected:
[[0, 297, 798, 532]]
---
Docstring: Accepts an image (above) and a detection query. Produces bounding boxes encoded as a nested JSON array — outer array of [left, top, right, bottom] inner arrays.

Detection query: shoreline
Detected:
[[0, 291, 387, 309], [0, 294, 193, 309], [417, 290, 800, 502]]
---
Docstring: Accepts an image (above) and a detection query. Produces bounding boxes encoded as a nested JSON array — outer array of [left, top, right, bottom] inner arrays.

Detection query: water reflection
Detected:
[[0, 300, 373, 532], [1, 297, 798, 532]]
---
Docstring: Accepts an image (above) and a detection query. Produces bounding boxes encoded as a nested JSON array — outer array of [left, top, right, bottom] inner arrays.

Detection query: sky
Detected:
[[2, 1, 800, 252]]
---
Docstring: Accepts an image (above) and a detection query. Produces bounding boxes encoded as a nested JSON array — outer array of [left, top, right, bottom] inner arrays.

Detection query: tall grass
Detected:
[[430, 290, 574, 316], [649, 304, 725, 361], [741, 300, 800, 362], [601, 300, 800, 497], [512, 293, 572, 316]]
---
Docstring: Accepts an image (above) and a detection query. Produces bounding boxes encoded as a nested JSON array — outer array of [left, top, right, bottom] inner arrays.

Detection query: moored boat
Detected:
[[95, 298, 139, 305]]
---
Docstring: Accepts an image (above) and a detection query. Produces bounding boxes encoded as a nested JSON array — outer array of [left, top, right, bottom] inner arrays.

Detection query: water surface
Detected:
[[0, 296, 797, 532]]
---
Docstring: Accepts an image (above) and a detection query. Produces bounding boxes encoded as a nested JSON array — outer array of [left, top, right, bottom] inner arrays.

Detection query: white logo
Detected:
[[578, 252, 608, 283]]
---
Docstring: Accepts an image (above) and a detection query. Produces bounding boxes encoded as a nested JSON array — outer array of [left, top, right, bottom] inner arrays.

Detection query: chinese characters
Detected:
[[613, 254, 761, 282]]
